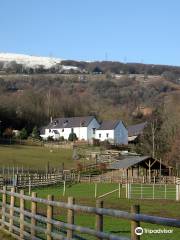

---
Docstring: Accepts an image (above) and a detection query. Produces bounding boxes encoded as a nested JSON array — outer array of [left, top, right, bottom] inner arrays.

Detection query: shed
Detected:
[[108, 156, 172, 180]]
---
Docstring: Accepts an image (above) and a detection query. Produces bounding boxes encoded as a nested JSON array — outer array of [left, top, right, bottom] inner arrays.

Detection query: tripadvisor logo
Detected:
[[135, 227, 143, 235]]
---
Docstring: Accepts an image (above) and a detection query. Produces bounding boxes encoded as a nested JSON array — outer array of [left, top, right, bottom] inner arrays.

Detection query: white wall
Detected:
[[95, 122, 128, 145], [41, 117, 100, 141], [44, 127, 88, 140], [96, 129, 114, 143]]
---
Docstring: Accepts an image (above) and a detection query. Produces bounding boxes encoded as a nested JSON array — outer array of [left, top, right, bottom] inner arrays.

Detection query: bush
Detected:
[[68, 133, 78, 141], [47, 136, 54, 141], [59, 136, 65, 141], [19, 128, 28, 139], [31, 126, 40, 139]]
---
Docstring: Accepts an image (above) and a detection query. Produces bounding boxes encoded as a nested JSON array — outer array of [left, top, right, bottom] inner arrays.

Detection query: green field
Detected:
[[0, 145, 73, 170], [25, 183, 180, 240], [0, 144, 179, 239]]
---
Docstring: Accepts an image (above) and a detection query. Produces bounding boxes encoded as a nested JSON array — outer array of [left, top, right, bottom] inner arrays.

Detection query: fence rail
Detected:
[[0, 172, 73, 188], [0, 187, 180, 240], [78, 175, 177, 184]]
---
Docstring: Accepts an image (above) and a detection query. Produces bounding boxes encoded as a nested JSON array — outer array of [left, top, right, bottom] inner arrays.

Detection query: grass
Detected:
[[24, 183, 180, 240], [0, 144, 73, 170]]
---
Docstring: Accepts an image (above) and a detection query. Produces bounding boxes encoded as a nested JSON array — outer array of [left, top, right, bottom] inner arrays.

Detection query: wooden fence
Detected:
[[0, 187, 180, 240], [78, 175, 177, 184], [0, 172, 73, 188]]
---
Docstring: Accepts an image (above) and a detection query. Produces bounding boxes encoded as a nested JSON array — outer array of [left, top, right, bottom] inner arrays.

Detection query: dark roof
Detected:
[[127, 122, 147, 137], [98, 120, 120, 130], [109, 156, 168, 169], [46, 116, 95, 129]]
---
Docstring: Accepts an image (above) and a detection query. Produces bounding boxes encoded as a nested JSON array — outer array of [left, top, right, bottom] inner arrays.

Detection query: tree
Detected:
[[136, 107, 170, 159], [3, 128, 13, 138], [31, 126, 40, 139], [68, 133, 78, 141], [19, 128, 28, 139]]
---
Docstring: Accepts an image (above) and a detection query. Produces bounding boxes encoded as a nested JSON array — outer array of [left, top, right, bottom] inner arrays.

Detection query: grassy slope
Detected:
[[0, 145, 73, 170], [27, 183, 180, 240]]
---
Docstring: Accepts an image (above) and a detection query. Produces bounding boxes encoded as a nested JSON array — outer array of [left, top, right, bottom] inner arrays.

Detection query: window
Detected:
[[99, 134, 101, 138], [62, 129, 64, 132], [93, 128, 96, 134], [49, 129, 51, 133], [106, 133, 109, 138]]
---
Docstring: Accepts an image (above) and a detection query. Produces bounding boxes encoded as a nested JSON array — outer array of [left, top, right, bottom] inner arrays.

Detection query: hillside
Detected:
[[0, 54, 180, 165]]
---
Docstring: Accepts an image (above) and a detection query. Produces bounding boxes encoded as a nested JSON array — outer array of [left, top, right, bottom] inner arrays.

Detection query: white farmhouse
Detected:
[[40, 116, 100, 141], [96, 120, 128, 145]]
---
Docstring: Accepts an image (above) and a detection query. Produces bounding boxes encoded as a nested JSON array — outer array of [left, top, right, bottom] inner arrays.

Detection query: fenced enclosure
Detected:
[[0, 187, 180, 240], [0, 172, 74, 189], [126, 183, 179, 200], [78, 174, 177, 184]]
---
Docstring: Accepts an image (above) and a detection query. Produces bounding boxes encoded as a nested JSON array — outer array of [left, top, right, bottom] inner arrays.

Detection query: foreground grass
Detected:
[[24, 183, 180, 240], [0, 144, 73, 170]]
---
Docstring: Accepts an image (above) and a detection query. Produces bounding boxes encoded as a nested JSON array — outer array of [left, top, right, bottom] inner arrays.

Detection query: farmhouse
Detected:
[[40, 116, 128, 144], [96, 120, 128, 145], [40, 116, 100, 141], [127, 122, 147, 143]]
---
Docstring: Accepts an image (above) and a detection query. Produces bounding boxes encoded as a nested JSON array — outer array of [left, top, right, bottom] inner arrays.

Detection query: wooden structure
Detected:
[[0, 172, 73, 188], [108, 156, 173, 182], [0, 187, 180, 240]]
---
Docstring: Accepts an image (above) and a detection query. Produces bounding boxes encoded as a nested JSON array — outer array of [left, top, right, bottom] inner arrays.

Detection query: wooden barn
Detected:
[[108, 156, 173, 180]]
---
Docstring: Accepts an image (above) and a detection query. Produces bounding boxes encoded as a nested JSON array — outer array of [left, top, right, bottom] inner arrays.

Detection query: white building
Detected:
[[40, 116, 128, 145], [40, 116, 100, 141], [96, 120, 128, 145]]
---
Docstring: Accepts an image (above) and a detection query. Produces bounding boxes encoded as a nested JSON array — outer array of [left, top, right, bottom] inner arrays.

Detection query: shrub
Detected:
[[19, 128, 28, 139], [68, 133, 78, 141], [31, 126, 40, 139], [47, 136, 54, 141]]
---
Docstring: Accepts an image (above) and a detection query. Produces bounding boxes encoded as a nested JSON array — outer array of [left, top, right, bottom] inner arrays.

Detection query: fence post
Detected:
[[95, 200, 103, 239], [63, 181, 66, 196], [47, 195, 54, 240], [95, 183, 97, 198], [67, 196, 75, 239], [118, 183, 122, 198], [20, 190, 24, 239], [140, 184, 143, 199], [164, 184, 167, 199], [131, 205, 140, 240], [9, 187, 15, 233], [176, 184, 179, 201], [1, 186, 7, 228], [31, 192, 37, 238]]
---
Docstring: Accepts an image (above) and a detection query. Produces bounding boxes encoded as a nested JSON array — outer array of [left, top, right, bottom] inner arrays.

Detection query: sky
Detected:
[[0, 0, 180, 65]]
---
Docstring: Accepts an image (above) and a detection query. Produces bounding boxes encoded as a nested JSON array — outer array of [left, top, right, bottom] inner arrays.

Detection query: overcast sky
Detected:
[[1, 0, 180, 65]]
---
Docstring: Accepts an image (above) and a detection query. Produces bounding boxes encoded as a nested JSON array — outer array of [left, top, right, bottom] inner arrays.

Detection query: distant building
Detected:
[[127, 122, 147, 143], [96, 120, 128, 145], [40, 116, 100, 141], [108, 155, 172, 178], [40, 116, 128, 144]]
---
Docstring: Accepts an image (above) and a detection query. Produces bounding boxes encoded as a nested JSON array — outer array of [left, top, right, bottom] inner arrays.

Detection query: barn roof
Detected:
[[97, 120, 121, 130], [46, 116, 95, 129], [109, 156, 168, 169], [127, 122, 147, 137]]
